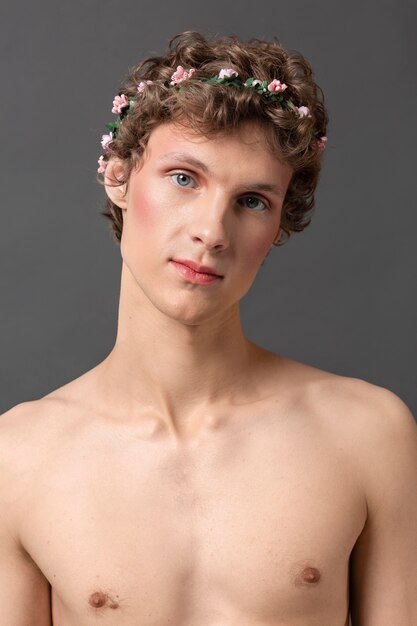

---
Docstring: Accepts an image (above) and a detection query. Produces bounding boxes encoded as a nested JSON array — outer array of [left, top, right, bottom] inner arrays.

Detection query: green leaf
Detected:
[[105, 122, 119, 132]]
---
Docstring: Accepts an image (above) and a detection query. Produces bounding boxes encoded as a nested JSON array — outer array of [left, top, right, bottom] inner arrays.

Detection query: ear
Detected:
[[104, 158, 128, 210]]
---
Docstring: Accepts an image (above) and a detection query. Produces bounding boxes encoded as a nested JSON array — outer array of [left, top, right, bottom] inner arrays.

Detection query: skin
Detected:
[[0, 120, 416, 626]]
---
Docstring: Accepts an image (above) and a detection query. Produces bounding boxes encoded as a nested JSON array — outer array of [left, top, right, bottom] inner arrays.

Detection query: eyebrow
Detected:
[[157, 151, 286, 198]]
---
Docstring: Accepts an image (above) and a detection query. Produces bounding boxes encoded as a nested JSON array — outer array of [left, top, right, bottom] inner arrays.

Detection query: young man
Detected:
[[1, 31, 416, 626]]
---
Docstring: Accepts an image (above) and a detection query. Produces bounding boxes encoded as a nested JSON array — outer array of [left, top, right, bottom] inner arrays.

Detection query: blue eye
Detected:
[[171, 172, 196, 187], [241, 196, 268, 211]]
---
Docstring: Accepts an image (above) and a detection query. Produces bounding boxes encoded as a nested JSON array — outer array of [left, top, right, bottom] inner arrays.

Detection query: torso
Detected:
[[4, 355, 367, 625]]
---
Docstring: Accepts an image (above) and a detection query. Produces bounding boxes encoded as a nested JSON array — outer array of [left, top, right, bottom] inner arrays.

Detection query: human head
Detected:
[[103, 120, 293, 326], [96, 30, 328, 247]]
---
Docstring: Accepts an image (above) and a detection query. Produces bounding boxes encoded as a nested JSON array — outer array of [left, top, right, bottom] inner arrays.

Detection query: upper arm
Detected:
[[348, 386, 417, 625], [0, 405, 52, 626]]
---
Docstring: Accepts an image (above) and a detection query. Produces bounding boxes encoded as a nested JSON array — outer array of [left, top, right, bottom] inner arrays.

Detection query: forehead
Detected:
[[141, 120, 292, 182]]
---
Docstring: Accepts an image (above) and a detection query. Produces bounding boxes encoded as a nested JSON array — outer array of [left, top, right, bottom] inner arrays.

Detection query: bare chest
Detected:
[[19, 414, 363, 625]]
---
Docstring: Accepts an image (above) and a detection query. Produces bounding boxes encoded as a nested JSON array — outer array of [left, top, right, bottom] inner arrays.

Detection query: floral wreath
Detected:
[[98, 66, 327, 173]]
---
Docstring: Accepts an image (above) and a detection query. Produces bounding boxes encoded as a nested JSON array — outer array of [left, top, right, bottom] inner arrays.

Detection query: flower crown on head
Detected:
[[98, 66, 327, 173]]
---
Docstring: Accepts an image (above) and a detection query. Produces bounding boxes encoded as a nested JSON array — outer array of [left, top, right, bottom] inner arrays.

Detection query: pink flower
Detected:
[[317, 136, 328, 151], [297, 106, 311, 118], [112, 94, 129, 114], [267, 79, 288, 93], [137, 80, 154, 92], [97, 156, 108, 173], [218, 68, 238, 79], [100, 132, 113, 151], [169, 65, 196, 85]]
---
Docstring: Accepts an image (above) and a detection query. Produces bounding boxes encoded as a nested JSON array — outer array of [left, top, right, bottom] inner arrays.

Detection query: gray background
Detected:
[[1, 0, 416, 418]]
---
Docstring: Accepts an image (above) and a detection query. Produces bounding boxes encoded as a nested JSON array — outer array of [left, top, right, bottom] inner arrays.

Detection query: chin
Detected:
[[145, 287, 236, 326], [158, 300, 226, 326]]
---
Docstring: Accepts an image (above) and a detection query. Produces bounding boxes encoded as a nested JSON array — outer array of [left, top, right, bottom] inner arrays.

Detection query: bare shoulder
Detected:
[[0, 365, 100, 461], [0, 401, 61, 620], [289, 365, 417, 622], [308, 362, 417, 445], [0, 395, 82, 546], [276, 354, 417, 499], [276, 353, 416, 431], [328, 375, 417, 514], [0, 388, 87, 487], [0, 399, 60, 475], [0, 402, 51, 552]]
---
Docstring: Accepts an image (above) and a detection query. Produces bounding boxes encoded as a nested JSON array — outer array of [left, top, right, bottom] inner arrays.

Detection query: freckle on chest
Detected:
[[88, 591, 119, 609]]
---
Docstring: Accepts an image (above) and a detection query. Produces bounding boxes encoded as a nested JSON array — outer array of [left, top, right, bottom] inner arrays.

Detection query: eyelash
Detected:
[[169, 171, 270, 212]]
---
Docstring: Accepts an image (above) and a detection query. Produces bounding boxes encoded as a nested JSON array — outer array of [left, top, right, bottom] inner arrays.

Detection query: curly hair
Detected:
[[97, 30, 328, 246]]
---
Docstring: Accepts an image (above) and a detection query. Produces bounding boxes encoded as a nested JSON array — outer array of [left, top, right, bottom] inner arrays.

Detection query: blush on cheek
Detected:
[[131, 192, 155, 229]]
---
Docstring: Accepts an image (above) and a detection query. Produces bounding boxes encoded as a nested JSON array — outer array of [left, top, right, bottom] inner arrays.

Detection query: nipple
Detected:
[[301, 566, 321, 583], [89, 591, 107, 608], [293, 564, 322, 587], [88, 591, 119, 609]]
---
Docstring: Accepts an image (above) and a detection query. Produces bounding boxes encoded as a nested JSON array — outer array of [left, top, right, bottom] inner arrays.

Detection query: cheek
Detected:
[[129, 188, 156, 231], [127, 177, 178, 235], [121, 186, 160, 266], [122, 181, 178, 269], [241, 231, 274, 271]]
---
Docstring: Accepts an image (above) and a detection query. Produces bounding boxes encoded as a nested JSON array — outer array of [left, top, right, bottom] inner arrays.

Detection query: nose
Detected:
[[189, 191, 231, 251]]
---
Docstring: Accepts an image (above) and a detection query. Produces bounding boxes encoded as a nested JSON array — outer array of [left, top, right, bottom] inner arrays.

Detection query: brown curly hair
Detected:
[[97, 30, 328, 246]]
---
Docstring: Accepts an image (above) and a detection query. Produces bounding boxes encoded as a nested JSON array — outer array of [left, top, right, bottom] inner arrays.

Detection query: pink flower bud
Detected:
[[317, 136, 328, 151], [101, 133, 113, 151], [267, 79, 288, 93], [137, 80, 154, 93], [97, 156, 108, 173], [297, 106, 311, 118], [112, 94, 129, 114], [170, 65, 196, 85], [218, 68, 239, 79]]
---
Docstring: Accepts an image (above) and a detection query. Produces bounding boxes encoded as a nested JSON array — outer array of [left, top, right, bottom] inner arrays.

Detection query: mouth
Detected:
[[170, 259, 223, 285], [171, 259, 223, 277]]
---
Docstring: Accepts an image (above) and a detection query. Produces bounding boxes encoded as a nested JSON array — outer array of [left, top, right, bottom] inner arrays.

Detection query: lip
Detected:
[[170, 260, 223, 285], [172, 259, 223, 277]]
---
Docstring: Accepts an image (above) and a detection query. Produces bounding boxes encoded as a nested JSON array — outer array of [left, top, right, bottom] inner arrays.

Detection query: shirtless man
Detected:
[[1, 31, 416, 626]]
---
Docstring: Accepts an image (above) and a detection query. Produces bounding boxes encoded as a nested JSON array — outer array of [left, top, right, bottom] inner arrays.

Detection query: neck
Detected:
[[96, 263, 266, 440]]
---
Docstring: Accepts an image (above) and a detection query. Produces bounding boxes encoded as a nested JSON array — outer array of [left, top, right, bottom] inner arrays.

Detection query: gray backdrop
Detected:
[[1, 0, 416, 418]]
